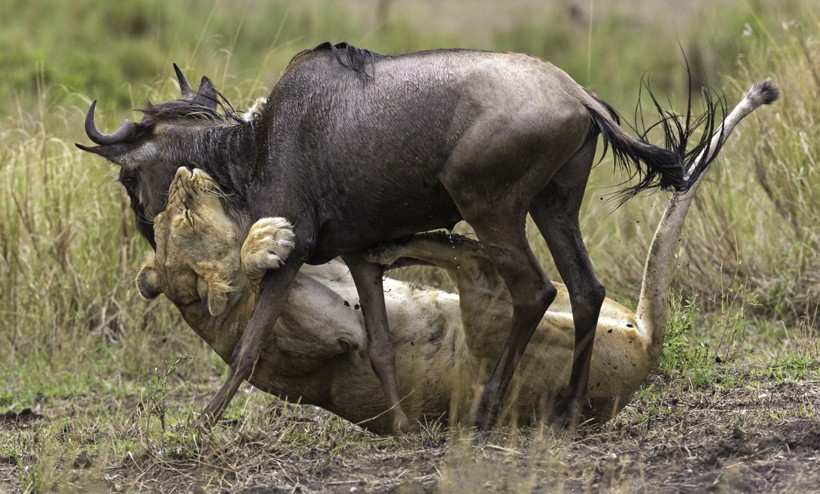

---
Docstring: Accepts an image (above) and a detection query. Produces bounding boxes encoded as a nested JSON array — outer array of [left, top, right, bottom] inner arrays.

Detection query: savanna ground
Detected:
[[0, 0, 818, 492]]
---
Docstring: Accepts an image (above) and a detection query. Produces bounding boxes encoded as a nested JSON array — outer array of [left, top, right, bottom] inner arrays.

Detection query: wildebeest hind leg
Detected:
[[456, 213, 557, 428], [529, 138, 604, 430], [342, 253, 411, 433]]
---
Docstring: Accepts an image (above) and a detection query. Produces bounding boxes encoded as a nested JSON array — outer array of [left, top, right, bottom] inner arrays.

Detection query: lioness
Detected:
[[138, 167, 649, 433]]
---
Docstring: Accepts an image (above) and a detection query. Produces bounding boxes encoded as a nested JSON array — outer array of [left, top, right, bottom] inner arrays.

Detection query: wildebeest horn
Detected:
[[84, 100, 137, 145], [174, 63, 195, 100]]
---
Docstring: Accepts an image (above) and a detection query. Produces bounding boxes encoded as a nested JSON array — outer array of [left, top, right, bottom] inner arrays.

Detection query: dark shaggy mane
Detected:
[[289, 42, 379, 84], [140, 96, 244, 127]]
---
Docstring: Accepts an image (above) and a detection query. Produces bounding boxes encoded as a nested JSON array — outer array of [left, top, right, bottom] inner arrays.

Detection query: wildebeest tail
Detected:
[[583, 83, 725, 199]]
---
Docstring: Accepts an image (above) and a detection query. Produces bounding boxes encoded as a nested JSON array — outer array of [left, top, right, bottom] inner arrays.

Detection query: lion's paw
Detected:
[[241, 217, 295, 283], [363, 242, 407, 266]]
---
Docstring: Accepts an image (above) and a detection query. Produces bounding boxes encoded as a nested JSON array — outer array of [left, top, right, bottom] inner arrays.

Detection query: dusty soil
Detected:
[[2, 365, 818, 493]]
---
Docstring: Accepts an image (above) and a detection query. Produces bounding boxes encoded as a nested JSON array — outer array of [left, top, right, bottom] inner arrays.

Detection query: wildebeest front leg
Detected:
[[196, 261, 302, 429], [342, 253, 411, 433]]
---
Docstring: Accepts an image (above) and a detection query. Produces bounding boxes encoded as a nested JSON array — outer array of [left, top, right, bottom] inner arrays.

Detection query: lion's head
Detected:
[[136, 167, 244, 317], [136, 165, 294, 317], [134, 165, 352, 384]]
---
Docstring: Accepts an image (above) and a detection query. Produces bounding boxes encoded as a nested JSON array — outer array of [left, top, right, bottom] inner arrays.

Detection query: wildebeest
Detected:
[[133, 77, 779, 432], [78, 42, 724, 432]]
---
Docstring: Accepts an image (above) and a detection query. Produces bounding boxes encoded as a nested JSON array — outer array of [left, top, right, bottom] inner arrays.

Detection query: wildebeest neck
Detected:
[[136, 98, 260, 200], [184, 123, 258, 195]]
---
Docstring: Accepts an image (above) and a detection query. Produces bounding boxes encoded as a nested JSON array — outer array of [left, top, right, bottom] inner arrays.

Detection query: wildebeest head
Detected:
[[76, 65, 244, 249]]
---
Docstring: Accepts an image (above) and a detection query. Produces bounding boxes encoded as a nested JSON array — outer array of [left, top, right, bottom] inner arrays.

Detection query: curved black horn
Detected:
[[84, 100, 137, 145], [174, 63, 195, 100]]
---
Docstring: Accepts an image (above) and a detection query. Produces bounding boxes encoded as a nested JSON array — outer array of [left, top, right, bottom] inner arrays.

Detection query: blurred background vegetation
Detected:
[[0, 0, 817, 411], [0, 0, 806, 112]]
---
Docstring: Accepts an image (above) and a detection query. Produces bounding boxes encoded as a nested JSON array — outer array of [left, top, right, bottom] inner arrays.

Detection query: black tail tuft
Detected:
[[590, 72, 727, 203], [586, 104, 685, 196], [645, 78, 727, 196]]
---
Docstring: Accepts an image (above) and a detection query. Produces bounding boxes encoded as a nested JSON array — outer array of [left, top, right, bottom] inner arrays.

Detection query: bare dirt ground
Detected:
[[2, 364, 818, 493]]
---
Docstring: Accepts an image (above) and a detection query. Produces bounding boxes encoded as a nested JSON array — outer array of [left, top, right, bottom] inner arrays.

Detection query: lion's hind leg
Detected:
[[366, 232, 514, 361], [365, 232, 504, 296], [364, 232, 485, 271]]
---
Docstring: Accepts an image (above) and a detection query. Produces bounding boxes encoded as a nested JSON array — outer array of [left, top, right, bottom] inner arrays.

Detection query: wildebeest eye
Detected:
[[120, 176, 136, 189]]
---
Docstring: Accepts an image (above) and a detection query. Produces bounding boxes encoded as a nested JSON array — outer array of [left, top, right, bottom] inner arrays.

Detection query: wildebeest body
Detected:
[[229, 49, 595, 262]]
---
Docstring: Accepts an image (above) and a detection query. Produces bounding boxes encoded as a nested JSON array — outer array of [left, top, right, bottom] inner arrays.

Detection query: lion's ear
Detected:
[[196, 273, 231, 317], [136, 255, 162, 300], [207, 288, 228, 317]]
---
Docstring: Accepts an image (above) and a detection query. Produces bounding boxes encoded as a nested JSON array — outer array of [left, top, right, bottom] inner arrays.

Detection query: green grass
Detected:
[[1, 0, 818, 491]]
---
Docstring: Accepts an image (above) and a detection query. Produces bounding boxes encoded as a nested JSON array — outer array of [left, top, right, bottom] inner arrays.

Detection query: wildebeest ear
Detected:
[[75, 142, 137, 165], [136, 258, 162, 300], [193, 77, 219, 110]]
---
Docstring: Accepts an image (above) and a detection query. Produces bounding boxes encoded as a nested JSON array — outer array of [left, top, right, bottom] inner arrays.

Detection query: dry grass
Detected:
[[2, 362, 818, 492]]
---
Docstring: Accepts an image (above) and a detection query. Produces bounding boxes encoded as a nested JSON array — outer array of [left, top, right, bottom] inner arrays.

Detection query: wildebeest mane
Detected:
[[140, 94, 244, 128], [289, 42, 378, 84], [119, 184, 157, 249]]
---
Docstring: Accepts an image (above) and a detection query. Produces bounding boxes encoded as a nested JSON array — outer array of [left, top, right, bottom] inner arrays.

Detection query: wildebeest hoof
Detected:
[[392, 410, 418, 434], [241, 217, 296, 283], [473, 401, 501, 431], [190, 415, 215, 434], [551, 398, 581, 434]]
